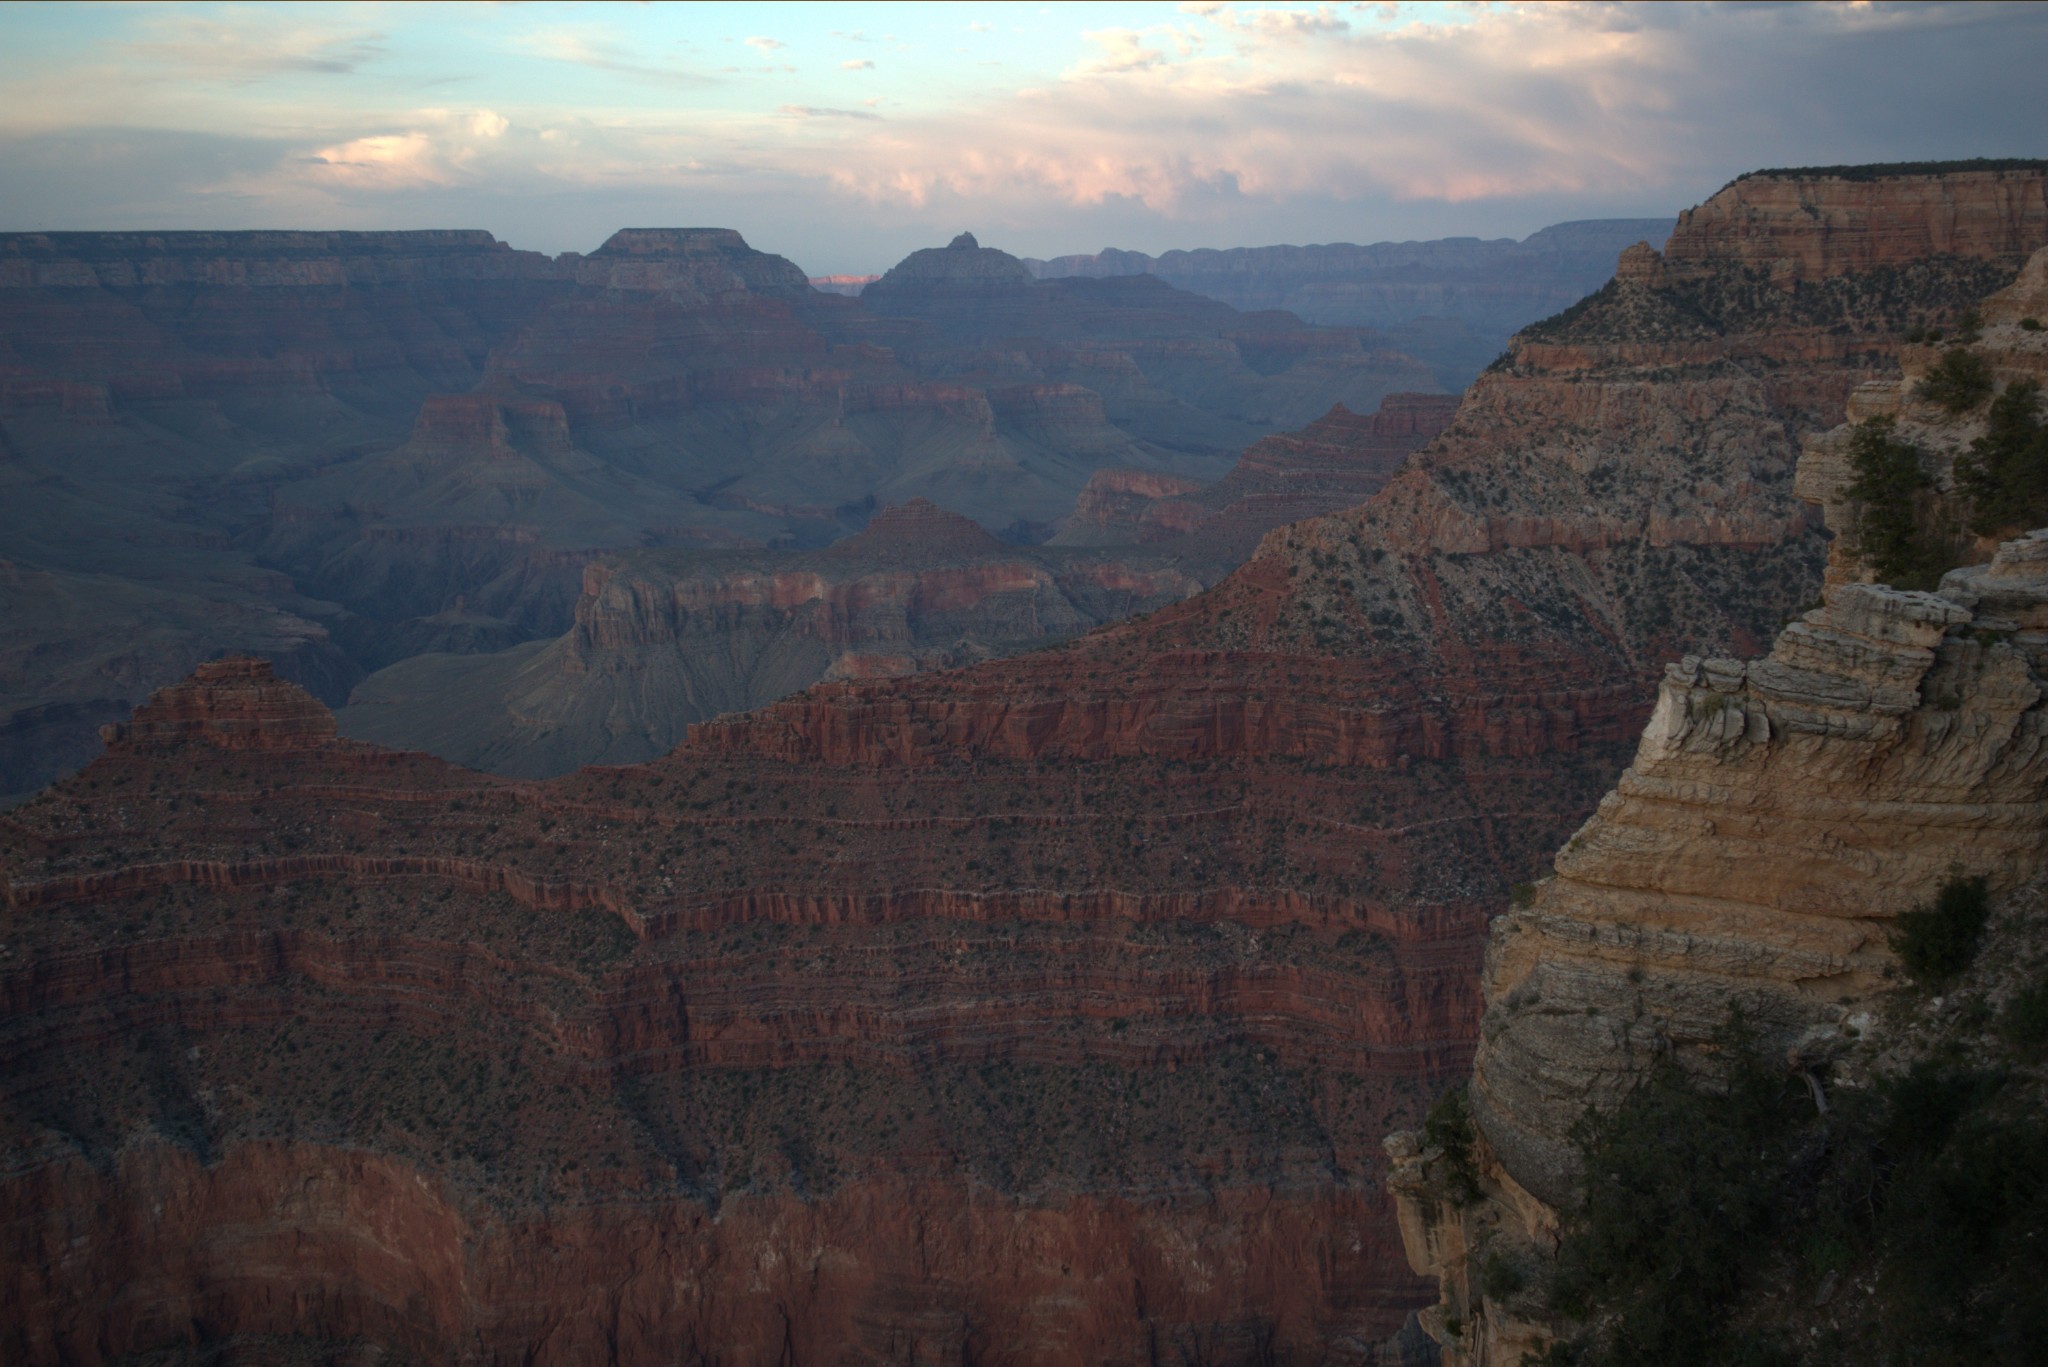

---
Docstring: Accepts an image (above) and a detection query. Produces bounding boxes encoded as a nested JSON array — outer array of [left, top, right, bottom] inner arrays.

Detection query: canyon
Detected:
[[338, 396, 1460, 777], [5, 162, 2048, 1366], [0, 226, 1438, 803]]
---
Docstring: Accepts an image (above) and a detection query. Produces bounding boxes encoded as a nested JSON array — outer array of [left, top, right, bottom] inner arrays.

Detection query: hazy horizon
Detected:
[[4, 1, 2042, 275]]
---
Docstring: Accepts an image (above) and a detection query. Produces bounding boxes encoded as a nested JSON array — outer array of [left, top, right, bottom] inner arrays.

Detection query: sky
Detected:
[[1, 1, 2043, 276]]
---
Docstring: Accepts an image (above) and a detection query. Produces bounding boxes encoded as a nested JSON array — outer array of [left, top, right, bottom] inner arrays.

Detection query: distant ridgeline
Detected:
[[1022, 219, 1677, 389]]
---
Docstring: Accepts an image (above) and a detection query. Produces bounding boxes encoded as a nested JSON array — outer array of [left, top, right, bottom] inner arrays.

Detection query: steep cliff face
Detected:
[[1, 660, 1475, 1365], [1384, 243, 2048, 1367], [1663, 162, 2048, 283]]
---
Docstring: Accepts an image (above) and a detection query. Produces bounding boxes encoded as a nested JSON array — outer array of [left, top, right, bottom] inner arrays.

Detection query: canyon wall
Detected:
[[695, 169, 2048, 776], [2, 660, 1482, 1365], [1384, 239, 2048, 1367]]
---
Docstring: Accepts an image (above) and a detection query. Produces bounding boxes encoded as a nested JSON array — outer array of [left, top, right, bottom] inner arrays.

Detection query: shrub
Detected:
[[1844, 417, 1947, 589], [1540, 1016, 2048, 1367], [1544, 1020, 1803, 1367], [1914, 348, 1994, 414], [1889, 873, 1991, 984], [1479, 1250, 1528, 1302], [2021, 317, 2044, 332], [2001, 977, 2048, 1052], [1422, 1085, 1484, 1204], [1955, 379, 2048, 536]]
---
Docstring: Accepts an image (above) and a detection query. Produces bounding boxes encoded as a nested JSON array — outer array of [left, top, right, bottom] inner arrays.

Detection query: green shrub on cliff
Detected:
[[1955, 380, 2048, 536], [1914, 348, 1994, 414], [1844, 417, 1949, 589], [1538, 1012, 2048, 1367], [1544, 1020, 1809, 1367], [1889, 874, 1991, 984], [1423, 1084, 1484, 1204]]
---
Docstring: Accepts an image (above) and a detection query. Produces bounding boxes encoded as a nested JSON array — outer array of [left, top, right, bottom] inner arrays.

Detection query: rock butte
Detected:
[[2, 165, 2047, 1365]]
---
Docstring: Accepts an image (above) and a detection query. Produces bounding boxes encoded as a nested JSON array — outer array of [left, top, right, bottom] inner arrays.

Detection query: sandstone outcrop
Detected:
[[1383, 237, 2048, 1367], [1662, 161, 2048, 284]]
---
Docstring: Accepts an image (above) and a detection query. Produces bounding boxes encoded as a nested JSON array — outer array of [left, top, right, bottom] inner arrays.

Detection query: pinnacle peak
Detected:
[[948, 232, 979, 251]]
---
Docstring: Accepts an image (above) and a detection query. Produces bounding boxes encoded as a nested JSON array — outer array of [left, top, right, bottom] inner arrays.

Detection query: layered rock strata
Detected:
[[698, 166, 2048, 776], [1060, 395, 1460, 559], [336, 499, 1207, 776], [0, 660, 1508, 1364], [1383, 241, 2048, 1367]]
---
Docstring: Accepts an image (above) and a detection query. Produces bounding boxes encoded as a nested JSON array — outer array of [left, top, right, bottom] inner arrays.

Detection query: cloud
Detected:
[[305, 132, 444, 189], [122, 12, 387, 81], [516, 26, 717, 85], [842, 58, 875, 70], [1077, 28, 1168, 75], [744, 36, 787, 53], [4, 0, 2042, 274], [784, 2, 2045, 217], [780, 105, 881, 121]]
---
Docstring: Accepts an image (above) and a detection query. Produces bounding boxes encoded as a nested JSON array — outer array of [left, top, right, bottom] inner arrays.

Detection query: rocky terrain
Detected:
[[336, 393, 1457, 778], [1027, 219, 1676, 390], [1385, 225, 2048, 1366], [1, 657, 1487, 1365], [1059, 394, 1460, 561], [0, 227, 1436, 803], [693, 167, 2048, 779], [4, 163, 2046, 1366]]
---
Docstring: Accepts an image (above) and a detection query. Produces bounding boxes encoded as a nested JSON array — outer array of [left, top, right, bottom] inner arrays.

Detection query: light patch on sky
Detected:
[[0, 2, 2040, 274]]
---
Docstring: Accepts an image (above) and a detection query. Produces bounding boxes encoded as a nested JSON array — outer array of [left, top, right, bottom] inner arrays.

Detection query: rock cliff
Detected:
[[1384, 239, 2048, 1367]]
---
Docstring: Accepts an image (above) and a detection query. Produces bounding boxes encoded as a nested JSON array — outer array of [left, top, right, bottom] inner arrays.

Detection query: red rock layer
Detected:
[[3, 670, 1543, 1363], [1663, 166, 2048, 283], [98, 658, 338, 753]]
